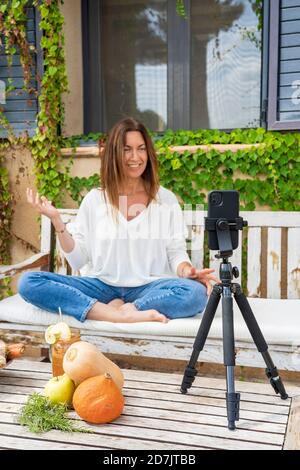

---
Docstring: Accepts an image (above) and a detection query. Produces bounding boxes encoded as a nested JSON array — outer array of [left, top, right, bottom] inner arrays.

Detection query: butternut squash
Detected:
[[62, 341, 124, 390]]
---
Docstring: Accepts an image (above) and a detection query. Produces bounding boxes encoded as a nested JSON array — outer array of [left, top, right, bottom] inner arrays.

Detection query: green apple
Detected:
[[44, 373, 75, 406]]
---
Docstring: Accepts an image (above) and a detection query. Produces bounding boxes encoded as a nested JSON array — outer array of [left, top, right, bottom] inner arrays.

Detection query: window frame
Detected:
[[267, 0, 300, 130]]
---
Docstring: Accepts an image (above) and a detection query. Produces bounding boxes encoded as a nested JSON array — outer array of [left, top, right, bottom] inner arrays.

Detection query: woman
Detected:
[[18, 117, 218, 323]]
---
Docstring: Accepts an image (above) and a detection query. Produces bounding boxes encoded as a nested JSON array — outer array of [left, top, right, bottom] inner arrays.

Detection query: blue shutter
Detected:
[[266, 0, 300, 130], [0, 5, 42, 137]]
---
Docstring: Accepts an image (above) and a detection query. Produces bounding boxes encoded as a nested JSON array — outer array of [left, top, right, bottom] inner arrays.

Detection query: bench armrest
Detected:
[[0, 252, 50, 279]]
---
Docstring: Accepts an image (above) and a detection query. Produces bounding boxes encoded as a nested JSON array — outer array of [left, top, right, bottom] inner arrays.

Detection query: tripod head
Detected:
[[205, 216, 248, 285], [205, 216, 247, 260]]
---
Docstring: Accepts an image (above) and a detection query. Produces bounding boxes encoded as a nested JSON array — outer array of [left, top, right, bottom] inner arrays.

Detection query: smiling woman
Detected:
[[18, 117, 218, 325]]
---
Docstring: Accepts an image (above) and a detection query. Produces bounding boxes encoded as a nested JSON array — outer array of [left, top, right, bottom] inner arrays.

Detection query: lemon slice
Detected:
[[45, 322, 72, 344], [45, 325, 57, 345]]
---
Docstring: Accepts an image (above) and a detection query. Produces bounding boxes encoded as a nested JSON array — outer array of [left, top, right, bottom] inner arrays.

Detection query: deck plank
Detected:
[[6, 361, 300, 396], [0, 402, 284, 446], [0, 360, 297, 450], [0, 376, 290, 415], [0, 392, 287, 434], [0, 413, 280, 450], [0, 370, 291, 406], [0, 383, 289, 424], [284, 396, 300, 449]]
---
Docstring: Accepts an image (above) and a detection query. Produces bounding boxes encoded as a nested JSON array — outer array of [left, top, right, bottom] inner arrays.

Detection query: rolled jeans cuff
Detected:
[[80, 297, 98, 322]]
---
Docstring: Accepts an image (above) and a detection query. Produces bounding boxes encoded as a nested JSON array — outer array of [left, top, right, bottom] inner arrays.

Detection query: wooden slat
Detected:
[[0, 420, 199, 451], [0, 252, 49, 279], [0, 376, 289, 415], [281, 6, 300, 21], [0, 414, 271, 451], [280, 72, 300, 86], [247, 227, 261, 297], [282, 0, 300, 7], [0, 77, 36, 89], [0, 392, 287, 435], [0, 66, 36, 79], [279, 99, 300, 112], [279, 85, 300, 99], [267, 228, 282, 299], [1, 99, 37, 111], [279, 111, 300, 121], [55, 234, 68, 274], [122, 368, 300, 396], [230, 230, 242, 284], [0, 404, 284, 449], [2, 110, 36, 122], [281, 20, 300, 35], [287, 228, 300, 298], [0, 382, 288, 425], [284, 396, 300, 449], [281, 33, 300, 47], [280, 59, 300, 74], [0, 434, 103, 450], [41, 215, 52, 253], [4, 88, 37, 99], [190, 225, 204, 269], [0, 371, 291, 407]]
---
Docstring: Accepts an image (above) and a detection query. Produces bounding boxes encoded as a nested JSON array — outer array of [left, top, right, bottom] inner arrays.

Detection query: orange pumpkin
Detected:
[[73, 373, 125, 424]]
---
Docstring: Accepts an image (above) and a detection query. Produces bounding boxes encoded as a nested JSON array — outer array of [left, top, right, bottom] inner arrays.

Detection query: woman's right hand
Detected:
[[26, 188, 60, 221]]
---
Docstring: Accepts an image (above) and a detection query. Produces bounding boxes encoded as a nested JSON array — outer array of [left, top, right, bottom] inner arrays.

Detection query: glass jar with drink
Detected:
[[45, 308, 80, 377]]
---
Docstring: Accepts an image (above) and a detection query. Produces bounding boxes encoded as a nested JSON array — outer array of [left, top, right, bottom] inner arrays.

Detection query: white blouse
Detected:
[[60, 186, 191, 287]]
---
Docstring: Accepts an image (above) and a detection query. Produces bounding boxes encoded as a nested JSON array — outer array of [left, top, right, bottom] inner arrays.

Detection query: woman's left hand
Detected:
[[182, 266, 220, 295]]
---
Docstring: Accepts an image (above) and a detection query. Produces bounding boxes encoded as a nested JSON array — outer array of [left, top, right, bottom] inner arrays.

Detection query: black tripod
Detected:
[[180, 221, 288, 430]]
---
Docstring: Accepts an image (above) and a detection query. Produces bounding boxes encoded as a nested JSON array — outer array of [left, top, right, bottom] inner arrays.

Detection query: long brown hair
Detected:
[[101, 117, 160, 216]]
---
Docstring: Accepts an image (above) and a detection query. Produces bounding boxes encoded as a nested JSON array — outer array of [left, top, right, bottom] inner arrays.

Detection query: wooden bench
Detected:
[[0, 209, 300, 370]]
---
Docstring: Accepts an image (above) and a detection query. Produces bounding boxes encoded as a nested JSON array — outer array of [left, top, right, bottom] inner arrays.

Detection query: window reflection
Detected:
[[191, 0, 261, 129], [101, 0, 167, 132]]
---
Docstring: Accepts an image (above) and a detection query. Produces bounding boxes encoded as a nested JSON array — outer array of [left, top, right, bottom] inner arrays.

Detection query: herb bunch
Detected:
[[18, 393, 90, 434]]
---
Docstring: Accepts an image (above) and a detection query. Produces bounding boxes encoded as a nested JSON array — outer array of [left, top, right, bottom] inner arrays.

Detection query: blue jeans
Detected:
[[17, 272, 207, 322]]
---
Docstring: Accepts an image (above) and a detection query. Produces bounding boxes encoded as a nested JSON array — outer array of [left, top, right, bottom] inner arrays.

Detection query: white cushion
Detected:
[[0, 294, 299, 346]]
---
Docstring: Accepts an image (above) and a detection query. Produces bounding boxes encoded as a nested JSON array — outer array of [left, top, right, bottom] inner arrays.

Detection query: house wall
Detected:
[[60, 0, 84, 136], [4, 149, 99, 293]]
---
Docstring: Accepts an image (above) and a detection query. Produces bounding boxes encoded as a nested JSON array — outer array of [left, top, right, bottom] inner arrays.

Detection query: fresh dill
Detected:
[[18, 393, 91, 434]]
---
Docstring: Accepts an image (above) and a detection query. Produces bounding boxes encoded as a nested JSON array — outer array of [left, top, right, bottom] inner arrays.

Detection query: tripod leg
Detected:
[[180, 285, 221, 394], [222, 287, 240, 430], [234, 285, 288, 400]]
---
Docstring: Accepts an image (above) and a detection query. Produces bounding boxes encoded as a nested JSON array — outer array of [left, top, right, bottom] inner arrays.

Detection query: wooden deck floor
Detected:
[[0, 360, 299, 450]]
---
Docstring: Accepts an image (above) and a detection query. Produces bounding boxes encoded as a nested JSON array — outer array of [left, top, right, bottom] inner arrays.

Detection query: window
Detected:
[[266, 0, 300, 130], [0, 4, 42, 137], [191, 0, 261, 129], [101, 0, 168, 131], [82, 0, 262, 132]]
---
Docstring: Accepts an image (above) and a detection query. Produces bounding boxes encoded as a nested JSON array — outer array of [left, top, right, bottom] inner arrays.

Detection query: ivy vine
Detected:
[[63, 127, 300, 212], [0, 0, 69, 299], [155, 128, 300, 211]]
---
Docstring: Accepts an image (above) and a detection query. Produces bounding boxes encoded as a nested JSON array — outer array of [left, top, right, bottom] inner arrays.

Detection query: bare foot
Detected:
[[87, 301, 168, 323], [118, 303, 169, 323], [108, 299, 124, 308]]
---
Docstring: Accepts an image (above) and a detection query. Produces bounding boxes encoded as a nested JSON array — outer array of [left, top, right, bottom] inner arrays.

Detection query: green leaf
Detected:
[[48, 66, 58, 76]]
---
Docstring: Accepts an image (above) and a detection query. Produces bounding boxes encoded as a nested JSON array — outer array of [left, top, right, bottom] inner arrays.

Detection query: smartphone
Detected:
[[207, 190, 239, 250]]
